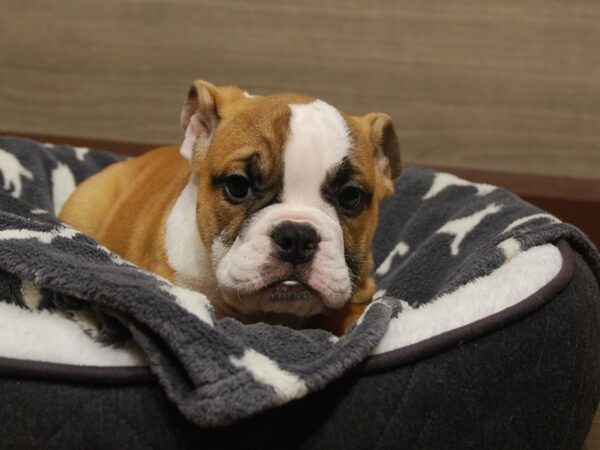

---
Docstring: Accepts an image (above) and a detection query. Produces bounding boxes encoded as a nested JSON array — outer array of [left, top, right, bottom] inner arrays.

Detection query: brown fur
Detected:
[[60, 146, 189, 280]]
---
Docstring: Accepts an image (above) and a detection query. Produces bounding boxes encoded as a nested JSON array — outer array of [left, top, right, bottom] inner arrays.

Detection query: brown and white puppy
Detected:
[[59, 80, 401, 334]]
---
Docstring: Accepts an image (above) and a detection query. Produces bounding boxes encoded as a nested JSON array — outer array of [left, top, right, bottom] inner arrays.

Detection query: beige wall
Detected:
[[1, 0, 599, 179]]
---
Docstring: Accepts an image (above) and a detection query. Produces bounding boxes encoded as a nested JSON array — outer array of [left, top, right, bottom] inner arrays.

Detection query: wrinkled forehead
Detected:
[[205, 95, 370, 200]]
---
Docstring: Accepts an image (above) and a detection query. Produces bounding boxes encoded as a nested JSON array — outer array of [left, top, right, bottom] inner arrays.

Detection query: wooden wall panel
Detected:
[[1, 0, 599, 179]]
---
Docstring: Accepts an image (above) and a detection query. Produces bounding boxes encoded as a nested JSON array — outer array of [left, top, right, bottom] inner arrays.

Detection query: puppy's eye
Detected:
[[338, 185, 364, 212], [223, 175, 252, 203]]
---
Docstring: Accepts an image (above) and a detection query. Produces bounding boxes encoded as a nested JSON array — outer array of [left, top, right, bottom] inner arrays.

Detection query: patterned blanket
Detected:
[[0, 137, 598, 426]]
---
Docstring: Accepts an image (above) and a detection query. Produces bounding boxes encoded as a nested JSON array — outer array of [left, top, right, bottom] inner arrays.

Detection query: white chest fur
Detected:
[[165, 174, 215, 293]]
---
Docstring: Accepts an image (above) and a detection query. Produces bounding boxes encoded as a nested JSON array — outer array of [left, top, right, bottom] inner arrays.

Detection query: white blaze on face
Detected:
[[283, 100, 352, 207], [214, 99, 354, 316], [280, 100, 354, 308]]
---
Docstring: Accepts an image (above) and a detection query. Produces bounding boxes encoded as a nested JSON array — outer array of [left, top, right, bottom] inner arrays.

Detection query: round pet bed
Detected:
[[0, 137, 599, 449]]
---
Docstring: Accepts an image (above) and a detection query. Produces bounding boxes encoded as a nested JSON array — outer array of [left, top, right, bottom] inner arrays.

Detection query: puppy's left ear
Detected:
[[363, 113, 402, 196], [179, 80, 247, 163]]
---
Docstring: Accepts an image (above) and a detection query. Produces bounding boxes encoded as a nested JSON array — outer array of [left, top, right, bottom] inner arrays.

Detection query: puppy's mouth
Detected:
[[218, 269, 328, 319], [262, 278, 319, 302]]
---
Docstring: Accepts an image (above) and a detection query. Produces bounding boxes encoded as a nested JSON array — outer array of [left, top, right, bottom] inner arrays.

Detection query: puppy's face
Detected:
[[180, 81, 401, 320]]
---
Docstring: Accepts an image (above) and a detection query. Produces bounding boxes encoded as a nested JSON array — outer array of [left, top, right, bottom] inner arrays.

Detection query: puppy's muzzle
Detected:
[[271, 221, 320, 265]]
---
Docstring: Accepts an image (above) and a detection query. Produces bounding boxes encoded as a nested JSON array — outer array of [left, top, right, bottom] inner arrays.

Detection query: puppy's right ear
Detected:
[[179, 80, 247, 163], [179, 80, 220, 163]]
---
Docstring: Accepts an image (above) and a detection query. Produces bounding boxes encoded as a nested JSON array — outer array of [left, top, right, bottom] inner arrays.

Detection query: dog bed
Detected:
[[0, 137, 599, 449]]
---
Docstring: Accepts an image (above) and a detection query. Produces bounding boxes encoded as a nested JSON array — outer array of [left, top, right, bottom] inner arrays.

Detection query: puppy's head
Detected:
[[180, 80, 401, 320]]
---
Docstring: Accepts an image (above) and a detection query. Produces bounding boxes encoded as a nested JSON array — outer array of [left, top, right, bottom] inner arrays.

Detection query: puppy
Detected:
[[59, 80, 401, 334]]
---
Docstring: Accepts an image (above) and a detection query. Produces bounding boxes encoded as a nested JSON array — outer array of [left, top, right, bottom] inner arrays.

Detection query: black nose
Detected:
[[271, 221, 320, 265]]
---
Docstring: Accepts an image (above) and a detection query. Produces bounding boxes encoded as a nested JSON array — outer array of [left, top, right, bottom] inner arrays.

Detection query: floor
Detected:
[[585, 410, 600, 449]]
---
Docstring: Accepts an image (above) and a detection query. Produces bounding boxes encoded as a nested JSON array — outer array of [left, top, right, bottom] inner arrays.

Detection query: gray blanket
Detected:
[[0, 137, 598, 426]]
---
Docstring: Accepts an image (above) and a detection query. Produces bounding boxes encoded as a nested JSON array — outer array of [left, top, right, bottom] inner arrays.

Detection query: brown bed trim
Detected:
[[355, 240, 575, 375], [0, 356, 154, 385]]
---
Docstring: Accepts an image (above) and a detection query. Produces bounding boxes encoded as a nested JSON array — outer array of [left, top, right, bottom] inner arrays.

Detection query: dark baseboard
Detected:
[[3, 132, 599, 249], [1, 132, 157, 157]]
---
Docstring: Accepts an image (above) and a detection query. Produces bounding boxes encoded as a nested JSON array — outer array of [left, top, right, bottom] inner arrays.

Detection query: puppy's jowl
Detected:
[[60, 80, 401, 334]]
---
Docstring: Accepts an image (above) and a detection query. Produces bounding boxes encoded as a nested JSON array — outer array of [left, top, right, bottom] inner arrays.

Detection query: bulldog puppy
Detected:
[[59, 80, 401, 334]]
